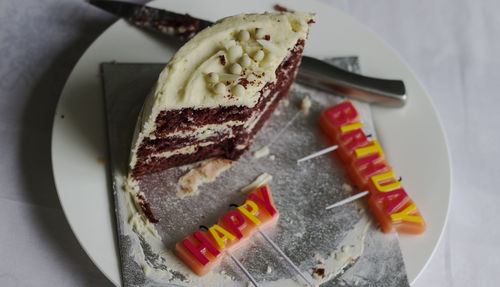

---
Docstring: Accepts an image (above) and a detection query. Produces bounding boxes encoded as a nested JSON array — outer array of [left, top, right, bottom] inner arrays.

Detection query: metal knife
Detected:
[[89, 0, 407, 107]]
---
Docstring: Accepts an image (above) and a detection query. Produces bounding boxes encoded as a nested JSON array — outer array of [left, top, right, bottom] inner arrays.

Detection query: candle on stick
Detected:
[[310, 101, 426, 235]]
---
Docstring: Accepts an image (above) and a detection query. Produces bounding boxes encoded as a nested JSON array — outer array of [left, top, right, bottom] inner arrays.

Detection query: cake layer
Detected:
[[154, 106, 251, 136], [133, 138, 243, 177], [137, 125, 244, 157]]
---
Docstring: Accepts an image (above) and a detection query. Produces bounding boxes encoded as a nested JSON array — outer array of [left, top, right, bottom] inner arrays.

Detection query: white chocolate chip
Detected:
[[214, 83, 226, 95], [255, 27, 265, 39], [253, 50, 265, 61], [229, 63, 242, 75], [207, 72, 219, 84], [237, 30, 250, 42], [239, 54, 251, 68], [228, 45, 243, 62], [247, 73, 257, 82], [232, 84, 245, 97]]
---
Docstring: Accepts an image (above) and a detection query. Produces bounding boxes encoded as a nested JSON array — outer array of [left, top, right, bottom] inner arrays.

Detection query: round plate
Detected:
[[51, 0, 451, 285]]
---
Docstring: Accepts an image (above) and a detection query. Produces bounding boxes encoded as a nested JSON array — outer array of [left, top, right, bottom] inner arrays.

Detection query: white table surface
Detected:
[[1, 0, 498, 286]]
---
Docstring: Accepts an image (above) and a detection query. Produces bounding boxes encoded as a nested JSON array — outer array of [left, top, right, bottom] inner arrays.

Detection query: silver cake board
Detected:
[[101, 57, 410, 287]]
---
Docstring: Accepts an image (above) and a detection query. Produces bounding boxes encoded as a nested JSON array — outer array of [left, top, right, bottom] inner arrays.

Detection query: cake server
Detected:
[[88, 0, 407, 107]]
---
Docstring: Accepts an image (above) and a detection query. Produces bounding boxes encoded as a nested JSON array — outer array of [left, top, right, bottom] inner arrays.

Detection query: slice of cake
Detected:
[[129, 12, 314, 179]]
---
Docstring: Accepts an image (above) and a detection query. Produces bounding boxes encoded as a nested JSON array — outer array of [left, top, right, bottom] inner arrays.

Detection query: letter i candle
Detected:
[[318, 101, 426, 235]]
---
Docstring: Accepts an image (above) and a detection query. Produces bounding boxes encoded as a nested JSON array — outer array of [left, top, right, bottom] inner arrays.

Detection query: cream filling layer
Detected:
[[149, 140, 218, 160], [154, 121, 244, 140]]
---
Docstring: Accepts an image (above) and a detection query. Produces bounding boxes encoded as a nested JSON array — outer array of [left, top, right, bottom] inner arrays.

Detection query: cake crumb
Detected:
[[273, 109, 281, 115], [240, 173, 272, 194], [269, 155, 276, 160], [312, 267, 325, 279], [342, 183, 353, 192], [253, 146, 270, 158], [334, 245, 351, 262], [313, 252, 325, 264], [266, 265, 272, 274], [301, 96, 311, 115], [177, 158, 233, 198], [281, 98, 289, 106]]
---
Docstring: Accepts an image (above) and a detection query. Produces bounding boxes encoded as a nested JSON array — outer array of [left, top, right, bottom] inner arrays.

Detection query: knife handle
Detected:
[[297, 56, 407, 107]]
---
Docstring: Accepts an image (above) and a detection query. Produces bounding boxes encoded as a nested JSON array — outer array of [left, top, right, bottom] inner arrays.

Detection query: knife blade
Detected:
[[89, 0, 406, 106]]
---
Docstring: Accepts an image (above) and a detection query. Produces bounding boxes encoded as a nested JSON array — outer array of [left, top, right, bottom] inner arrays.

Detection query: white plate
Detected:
[[51, 0, 451, 285]]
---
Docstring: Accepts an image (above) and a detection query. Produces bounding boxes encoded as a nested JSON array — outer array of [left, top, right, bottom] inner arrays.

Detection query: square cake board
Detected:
[[101, 57, 410, 287]]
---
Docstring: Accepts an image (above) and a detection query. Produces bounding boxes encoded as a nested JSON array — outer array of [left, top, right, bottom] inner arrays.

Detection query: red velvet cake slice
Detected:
[[129, 12, 314, 180]]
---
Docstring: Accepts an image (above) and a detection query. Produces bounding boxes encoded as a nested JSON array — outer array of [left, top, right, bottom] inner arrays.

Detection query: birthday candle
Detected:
[[319, 101, 425, 235], [174, 185, 279, 276]]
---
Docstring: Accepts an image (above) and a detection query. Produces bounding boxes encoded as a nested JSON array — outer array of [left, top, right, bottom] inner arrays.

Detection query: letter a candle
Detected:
[[318, 101, 426, 235]]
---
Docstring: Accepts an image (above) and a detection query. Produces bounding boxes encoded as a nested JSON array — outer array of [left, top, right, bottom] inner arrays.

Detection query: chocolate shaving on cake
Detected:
[[219, 55, 226, 65], [237, 78, 251, 89], [273, 4, 293, 12]]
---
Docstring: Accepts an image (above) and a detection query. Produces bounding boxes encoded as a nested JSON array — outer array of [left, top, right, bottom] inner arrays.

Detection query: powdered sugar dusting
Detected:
[[103, 60, 409, 287]]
